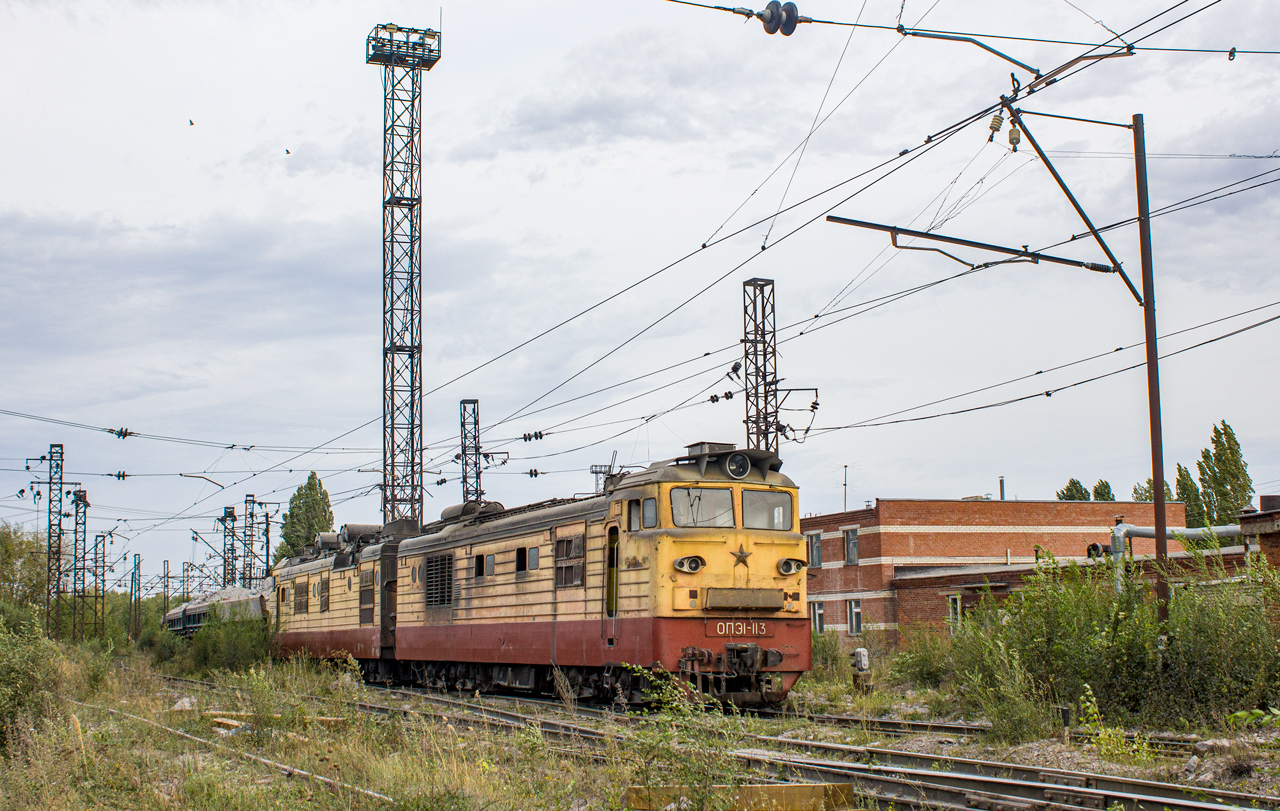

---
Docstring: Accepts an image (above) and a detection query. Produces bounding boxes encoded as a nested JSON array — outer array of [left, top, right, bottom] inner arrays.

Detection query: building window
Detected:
[[807, 533, 822, 567], [843, 528, 858, 566], [847, 599, 862, 635], [947, 594, 964, 632], [810, 601, 825, 633]]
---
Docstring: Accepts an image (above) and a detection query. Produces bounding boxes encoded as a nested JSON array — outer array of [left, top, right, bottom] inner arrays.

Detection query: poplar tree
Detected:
[[1197, 420, 1253, 525], [1131, 477, 1173, 502], [1056, 478, 1090, 501], [276, 472, 334, 562], [1175, 463, 1205, 528], [1092, 480, 1115, 502]]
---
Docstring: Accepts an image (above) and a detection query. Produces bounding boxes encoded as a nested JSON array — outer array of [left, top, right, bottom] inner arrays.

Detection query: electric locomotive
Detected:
[[270, 442, 811, 705]]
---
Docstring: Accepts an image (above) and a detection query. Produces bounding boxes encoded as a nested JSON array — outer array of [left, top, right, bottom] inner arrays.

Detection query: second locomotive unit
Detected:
[[243, 442, 810, 705]]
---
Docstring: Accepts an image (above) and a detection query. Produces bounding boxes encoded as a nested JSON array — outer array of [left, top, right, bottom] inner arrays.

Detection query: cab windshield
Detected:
[[743, 489, 793, 530], [670, 488, 735, 528]]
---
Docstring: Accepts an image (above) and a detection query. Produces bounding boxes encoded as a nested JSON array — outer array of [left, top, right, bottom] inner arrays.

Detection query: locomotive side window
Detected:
[[643, 498, 657, 528], [743, 490, 793, 530], [359, 569, 375, 625], [555, 533, 585, 587], [474, 554, 484, 578], [293, 578, 309, 614], [516, 547, 527, 572], [319, 577, 330, 612], [528, 546, 539, 570], [669, 488, 734, 528], [485, 554, 495, 577], [627, 500, 641, 531], [423, 554, 453, 607]]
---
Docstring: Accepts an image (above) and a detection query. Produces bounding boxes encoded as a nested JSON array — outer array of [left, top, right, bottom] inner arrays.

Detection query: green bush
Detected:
[[890, 624, 952, 689], [0, 621, 61, 753], [0, 600, 34, 634], [894, 553, 1280, 731], [189, 616, 273, 674], [809, 630, 847, 680]]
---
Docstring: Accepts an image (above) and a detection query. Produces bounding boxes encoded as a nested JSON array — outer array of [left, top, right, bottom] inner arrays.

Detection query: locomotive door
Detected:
[[603, 524, 619, 645]]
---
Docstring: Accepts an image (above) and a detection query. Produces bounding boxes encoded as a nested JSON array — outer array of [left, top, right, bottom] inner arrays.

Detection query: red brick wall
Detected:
[[800, 499, 1189, 642]]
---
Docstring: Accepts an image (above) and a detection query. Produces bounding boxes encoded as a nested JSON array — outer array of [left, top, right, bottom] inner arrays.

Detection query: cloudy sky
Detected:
[[2, 0, 1277, 586]]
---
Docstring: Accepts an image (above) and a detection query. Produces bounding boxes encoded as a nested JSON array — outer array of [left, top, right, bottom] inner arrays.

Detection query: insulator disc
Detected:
[[761, 0, 783, 34], [780, 1, 799, 35]]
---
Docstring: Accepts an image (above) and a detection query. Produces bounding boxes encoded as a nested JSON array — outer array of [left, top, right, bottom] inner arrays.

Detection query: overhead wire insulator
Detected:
[[1008, 125, 1021, 152], [987, 113, 1004, 143], [528, 469, 540, 478]]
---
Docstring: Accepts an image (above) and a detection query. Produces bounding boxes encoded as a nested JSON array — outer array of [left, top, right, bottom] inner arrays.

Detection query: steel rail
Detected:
[[740, 749, 1269, 811], [750, 734, 1273, 810]]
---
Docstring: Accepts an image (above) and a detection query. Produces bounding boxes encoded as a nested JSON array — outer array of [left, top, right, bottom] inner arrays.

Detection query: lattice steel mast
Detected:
[[367, 23, 442, 525], [460, 399, 482, 503], [743, 279, 779, 452], [71, 490, 89, 641]]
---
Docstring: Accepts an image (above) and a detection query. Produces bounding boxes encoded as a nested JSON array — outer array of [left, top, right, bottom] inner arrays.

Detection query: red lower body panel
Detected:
[[278, 626, 381, 659], [396, 615, 810, 679]]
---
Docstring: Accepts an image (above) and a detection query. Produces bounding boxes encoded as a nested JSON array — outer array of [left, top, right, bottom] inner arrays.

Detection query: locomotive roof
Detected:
[[398, 451, 796, 555], [276, 447, 798, 568]]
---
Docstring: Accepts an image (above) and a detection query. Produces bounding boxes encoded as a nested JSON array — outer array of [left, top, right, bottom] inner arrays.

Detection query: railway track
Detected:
[[133, 670, 1270, 810]]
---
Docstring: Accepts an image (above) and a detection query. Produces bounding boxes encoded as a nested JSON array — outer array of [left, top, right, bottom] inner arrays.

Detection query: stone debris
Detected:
[[171, 697, 198, 711]]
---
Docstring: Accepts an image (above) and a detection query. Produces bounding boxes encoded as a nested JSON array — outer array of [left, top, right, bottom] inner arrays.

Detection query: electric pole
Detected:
[[460, 399, 482, 503]]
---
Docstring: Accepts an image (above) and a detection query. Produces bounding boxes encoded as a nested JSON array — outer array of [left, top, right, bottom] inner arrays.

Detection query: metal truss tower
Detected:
[[240, 495, 259, 588], [33, 444, 67, 639], [91, 532, 106, 637], [219, 506, 237, 587], [460, 399, 482, 503], [367, 23, 442, 525], [127, 553, 141, 641], [743, 279, 779, 453], [70, 490, 89, 642]]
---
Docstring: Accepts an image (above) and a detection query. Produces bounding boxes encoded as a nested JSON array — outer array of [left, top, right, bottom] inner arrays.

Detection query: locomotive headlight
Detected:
[[720, 452, 751, 480], [777, 558, 806, 575], [673, 555, 706, 573]]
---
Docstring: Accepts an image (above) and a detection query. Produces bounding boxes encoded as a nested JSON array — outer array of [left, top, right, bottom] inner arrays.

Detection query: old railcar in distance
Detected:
[[271, 442, 811, 705], [163, 584, 272, 638]]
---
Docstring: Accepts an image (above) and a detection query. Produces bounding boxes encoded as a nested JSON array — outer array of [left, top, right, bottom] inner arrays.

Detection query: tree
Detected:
[[1131, 477, 1173, 502], [276, 472, 334, 562], [0, 521, 44, 609], [1197, 420, 1253, 525], [1091, 480, 1115, 502], [1175, 463, 1205, 528], [1056, 478, 1090, 501]]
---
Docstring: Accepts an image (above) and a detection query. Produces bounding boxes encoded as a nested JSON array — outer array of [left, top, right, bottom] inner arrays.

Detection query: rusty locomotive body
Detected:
[[175, 443, 812, 705]]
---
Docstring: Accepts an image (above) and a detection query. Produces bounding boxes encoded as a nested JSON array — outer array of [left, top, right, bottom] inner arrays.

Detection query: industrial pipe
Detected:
[[1110, 523, 1243, 556]]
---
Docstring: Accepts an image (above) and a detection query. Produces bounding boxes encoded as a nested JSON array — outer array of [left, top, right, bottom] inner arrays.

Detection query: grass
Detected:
[[0, 647, 766, 811]]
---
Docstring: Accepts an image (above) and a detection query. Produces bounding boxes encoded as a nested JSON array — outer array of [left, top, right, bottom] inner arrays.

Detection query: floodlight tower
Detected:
[[366, 23, 442, 525]]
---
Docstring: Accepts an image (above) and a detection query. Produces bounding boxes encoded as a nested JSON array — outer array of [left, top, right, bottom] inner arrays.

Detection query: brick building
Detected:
[[800, 498, 1187, 639]]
